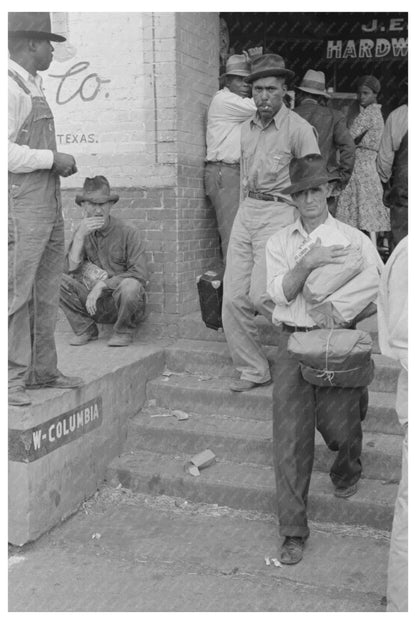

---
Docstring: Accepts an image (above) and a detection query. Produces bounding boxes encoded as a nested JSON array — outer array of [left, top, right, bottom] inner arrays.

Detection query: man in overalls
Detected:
[[9, 12, 83, 406]]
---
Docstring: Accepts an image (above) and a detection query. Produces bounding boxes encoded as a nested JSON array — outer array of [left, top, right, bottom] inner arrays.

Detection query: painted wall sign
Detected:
[[9, 397, 103, 463], [327, 37, 408, 59]]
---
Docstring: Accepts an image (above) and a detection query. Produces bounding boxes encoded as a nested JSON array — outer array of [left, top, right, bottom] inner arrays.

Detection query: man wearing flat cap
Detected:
[[266, 154, 383, 564], [8, 12, 82, 406], [205, 53, 257, 264], [294, 69, 355, 214], [60, 176, 148, 347], [222, 53, 320, 392]]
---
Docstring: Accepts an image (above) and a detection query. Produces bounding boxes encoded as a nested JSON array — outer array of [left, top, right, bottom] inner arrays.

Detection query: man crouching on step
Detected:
[[60, 176, 148, 347], [266, 154, 383, 565]]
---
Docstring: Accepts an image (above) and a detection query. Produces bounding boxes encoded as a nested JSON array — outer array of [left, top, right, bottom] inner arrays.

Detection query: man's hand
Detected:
[[76, 216, 106, 239], [52, 152, 78, 177], [301, 238, 349, 271], [243, 47, 263, 61], [85, 281, 106, 316]]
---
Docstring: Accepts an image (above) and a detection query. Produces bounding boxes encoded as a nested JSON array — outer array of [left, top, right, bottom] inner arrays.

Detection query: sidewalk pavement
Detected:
[[9, 485, 389, 612]]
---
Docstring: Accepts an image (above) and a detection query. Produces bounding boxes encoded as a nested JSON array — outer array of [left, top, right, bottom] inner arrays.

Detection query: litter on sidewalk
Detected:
[[171, 409, 189, 421], [184, 449, 216, 476]]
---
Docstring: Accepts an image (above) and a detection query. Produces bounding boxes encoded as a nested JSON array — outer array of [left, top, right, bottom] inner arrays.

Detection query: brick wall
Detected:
[[52, 12, 219, 331]]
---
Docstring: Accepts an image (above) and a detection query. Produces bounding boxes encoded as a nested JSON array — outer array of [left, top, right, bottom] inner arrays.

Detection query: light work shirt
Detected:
[[206, 87, 256, 163], [266, 212, 383, 327], [8, 59, 54, 173], [241, 104, 320, 203], [376, 104, 408, 183], [377, 236, 408, 425]]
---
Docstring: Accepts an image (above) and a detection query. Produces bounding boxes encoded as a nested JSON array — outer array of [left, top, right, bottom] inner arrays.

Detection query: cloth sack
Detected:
[[303, 246, 363, 304], [287, 328, 374, 387], [308, 264, 380, 328], [80, 261, 108, 290]]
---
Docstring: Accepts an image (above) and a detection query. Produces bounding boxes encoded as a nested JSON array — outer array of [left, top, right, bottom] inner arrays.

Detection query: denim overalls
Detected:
[[8, 69, 64, 389]]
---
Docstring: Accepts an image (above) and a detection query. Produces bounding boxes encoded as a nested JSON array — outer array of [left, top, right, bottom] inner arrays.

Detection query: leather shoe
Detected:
[[280, 536, 305, 565], [26, 373, 84, 390], [229, 378, 272, 392], [334, 482, 358, 498], [107, 333, 132, 347], [9, 387, 32, 406], [70, 327, 98, 346]]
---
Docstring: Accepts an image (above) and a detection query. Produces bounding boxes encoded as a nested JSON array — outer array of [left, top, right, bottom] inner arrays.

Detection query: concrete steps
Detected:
[[124, 409, 402, 482], [106, 312, 402, 534], [106, 447, 397, 531], [178, 311, 381, 353], [164, 339, 400, 393], [147, 374, 401, 435]]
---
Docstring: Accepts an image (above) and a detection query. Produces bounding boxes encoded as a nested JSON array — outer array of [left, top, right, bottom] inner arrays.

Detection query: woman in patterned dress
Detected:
[[336, 76, 390, 246]]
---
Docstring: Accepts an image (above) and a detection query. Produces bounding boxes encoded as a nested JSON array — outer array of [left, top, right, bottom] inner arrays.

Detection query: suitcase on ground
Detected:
[[197, 268, 224, 330]]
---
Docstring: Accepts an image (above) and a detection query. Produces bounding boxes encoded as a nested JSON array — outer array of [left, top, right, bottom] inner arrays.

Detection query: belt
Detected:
[[206, 160, 240, 168], [248, 191, 282, 202], [282, 324, 319, 333]]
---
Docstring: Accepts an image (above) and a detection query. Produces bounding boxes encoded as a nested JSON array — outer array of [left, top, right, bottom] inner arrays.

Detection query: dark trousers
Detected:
[[204, 162, 241, 264], [60, 274, 146, 336], [271, 330, 367, 539]]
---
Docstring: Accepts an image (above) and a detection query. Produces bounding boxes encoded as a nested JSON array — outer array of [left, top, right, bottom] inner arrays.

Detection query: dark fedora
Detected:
[[8, 12, 66, 42], [75, 176, 119, 206], [282, 154, 340, 195], [245, 54, 294, 83]]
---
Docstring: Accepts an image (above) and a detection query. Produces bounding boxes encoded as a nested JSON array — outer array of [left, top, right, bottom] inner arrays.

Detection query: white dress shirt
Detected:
[[206, 87, 256, 163], [377, 236, 408, 425], [266, 212, 384, 327], [8, 59, 54, 173], [376, 104, 408, 183]]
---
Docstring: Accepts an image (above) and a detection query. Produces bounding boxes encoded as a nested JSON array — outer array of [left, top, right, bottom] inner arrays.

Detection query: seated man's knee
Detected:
[[117, 278, 144, 299]]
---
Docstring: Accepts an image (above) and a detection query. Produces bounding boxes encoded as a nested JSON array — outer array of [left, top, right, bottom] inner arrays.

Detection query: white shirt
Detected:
[[8, 59, 54, 173], [377, 237, 408, 425], [266, 212, 384, 327], [206, 87, 256, 163], [376, 104, 408, 183]]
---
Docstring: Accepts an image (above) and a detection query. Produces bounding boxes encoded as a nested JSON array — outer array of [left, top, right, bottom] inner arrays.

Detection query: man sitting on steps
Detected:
[[60, 176, 148, 347]]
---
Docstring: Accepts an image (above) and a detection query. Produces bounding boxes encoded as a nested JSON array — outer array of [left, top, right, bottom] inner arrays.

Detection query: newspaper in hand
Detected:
[[80, 261, 108, 291]]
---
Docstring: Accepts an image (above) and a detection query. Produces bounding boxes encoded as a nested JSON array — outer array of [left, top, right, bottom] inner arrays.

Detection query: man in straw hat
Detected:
[[205, 53, 257, 264], [8, 12, 82, 406], [266, 154, 383, 564], [294, 69, 355, 214], [60, 176, 148, 347], [222, 53, 320, 392]]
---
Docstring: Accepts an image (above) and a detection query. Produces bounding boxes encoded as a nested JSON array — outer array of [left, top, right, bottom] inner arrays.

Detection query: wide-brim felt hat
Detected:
[[75, 176, 119, 206], [9, 12, 66, 42], [282, 154, 340, 195], [221, 54, 251, 78], [296, 69, 330, 98], [245, 54, 294, 83]]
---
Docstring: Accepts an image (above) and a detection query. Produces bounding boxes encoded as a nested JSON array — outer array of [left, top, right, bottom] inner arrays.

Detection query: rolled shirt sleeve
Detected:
[[266, 234, 291, 307]]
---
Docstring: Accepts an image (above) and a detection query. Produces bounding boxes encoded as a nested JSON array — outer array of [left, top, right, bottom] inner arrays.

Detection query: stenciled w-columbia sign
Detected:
[[9, 397, 103, 463]]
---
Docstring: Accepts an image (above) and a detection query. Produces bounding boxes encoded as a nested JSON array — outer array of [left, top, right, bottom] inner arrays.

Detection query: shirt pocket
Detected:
[[267, 149, 291, 174]]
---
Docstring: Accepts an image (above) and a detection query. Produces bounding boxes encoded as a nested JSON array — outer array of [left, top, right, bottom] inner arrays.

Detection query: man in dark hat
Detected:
[[8, 12, 82, 406], [205, 53, 257, 264], [294, 69, 355, 214], [60, 176, 148, 347], [222, 54, 320, 392], [265, 154, 383, 564]]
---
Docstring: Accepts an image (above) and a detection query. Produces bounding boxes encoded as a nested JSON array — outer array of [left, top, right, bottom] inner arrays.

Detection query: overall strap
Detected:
[[8, 69, 32, 96]]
